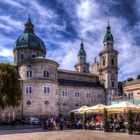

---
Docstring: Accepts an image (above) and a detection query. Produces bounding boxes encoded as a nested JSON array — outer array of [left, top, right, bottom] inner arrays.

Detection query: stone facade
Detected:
[[123, 79, 140, 100], [58, 85, 104, 115], [18, 60, 105, 116]]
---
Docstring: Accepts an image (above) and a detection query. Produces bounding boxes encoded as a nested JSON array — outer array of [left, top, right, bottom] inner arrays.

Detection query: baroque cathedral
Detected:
[[13, 16, 118, 117]]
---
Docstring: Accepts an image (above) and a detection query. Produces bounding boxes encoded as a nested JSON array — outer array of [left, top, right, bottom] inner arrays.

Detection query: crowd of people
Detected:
[[42, 115, 103, 130], [108, 115, 140, 132], [42, 114, 65, 130], [0, 113, 140, 132], [41, 114, 140, 132]]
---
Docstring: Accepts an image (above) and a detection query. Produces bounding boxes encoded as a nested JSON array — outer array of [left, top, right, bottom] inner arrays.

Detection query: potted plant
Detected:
[[69, 112, 75, 129], [103, 108, 109, 132], [137, 113, 140, 133], [127, 110, 133, 134], [137, 121, 140, 133], [82, 112, 87, 130]]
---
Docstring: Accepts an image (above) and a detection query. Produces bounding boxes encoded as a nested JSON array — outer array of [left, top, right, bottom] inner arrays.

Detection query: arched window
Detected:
[[102, 56, 106, 66], [61, 91, 68, 97], [26, 100, 31, 106], [111, 55, 115, 66], [44, 87, 50, 95], [75, 92, 80, 98], [44, 100, 49, 105], [27, 70, 33, 78], [26, 86, 32, 94], [111, 81, 115, 87], [63, 103, 68, 107], [111, 59, 114, 66], [103, 59, 105, 66], [43, 71, 49, 78], [75, 103, 79, 107], [86, 93, 91, 98], [20, 53, 24, 60]]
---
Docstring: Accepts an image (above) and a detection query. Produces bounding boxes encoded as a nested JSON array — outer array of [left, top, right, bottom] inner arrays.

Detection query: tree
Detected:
[[127, 77, 134, 81], [137, 74, 140, 79], [82, 112, 87, 129], [127, 110, 133, 134], [103, 108, 109, 132], [69, 112, 75, 128], [0, 63, 22, 111], [118, 81, 123, 96]]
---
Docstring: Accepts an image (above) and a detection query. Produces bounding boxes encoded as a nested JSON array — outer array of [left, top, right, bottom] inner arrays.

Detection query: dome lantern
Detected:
[[78, 40, 86, 57], [24, 14, 34, 34], [103, 21, 114, 43]]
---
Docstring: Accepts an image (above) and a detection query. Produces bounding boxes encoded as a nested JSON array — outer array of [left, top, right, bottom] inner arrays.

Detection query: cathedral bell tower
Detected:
[[75, 40, 89, 73], [99, 22, 119, 105]]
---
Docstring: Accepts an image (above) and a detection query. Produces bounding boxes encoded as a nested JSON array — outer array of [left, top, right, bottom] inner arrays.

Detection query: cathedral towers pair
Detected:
[[75, 22, 119, 104]]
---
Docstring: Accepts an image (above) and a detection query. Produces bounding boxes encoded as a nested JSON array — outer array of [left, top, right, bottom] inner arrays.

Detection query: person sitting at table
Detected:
[[89, 119, 95, 129], [86, 120, 90, 129]]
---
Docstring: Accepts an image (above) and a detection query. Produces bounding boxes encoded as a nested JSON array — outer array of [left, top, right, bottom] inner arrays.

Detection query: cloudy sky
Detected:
[[0, 0, 140, 81]]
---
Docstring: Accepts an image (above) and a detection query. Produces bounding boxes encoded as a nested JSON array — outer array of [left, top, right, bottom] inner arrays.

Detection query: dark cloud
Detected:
[[0, 0, 140, 80], [97, 0, 139, 26]]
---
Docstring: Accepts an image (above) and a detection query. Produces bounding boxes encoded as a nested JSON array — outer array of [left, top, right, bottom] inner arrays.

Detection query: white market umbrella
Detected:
[[106, 101, 140, 113], [80, 104, 106, 113], [70, 106, 88, 113]]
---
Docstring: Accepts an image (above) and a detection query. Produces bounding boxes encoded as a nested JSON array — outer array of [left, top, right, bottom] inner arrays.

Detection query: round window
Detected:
[[44, 100, 49, 105], [26, 100, 31, 105]]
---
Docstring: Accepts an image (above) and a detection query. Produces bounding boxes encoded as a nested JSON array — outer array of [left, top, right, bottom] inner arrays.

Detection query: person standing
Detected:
[[59, 114, 64, 130], [55, 115, 59, 130]]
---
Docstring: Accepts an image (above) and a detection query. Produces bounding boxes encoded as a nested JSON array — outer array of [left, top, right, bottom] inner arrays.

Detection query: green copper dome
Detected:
[[78, 41, 86, 56], [13, 33, 46, 53], [103, 32, 114, 42], [103, 22, 114, 43], [13, 15, 46, 53]]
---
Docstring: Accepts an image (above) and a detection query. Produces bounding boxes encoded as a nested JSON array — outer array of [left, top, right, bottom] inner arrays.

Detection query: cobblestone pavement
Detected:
[[0, 129, 140, 140]]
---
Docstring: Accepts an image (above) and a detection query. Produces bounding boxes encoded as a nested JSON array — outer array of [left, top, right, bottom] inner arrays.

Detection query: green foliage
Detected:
[[127, 110, 133, 130], [118, 81, 123, 96], [127, 78, 134, 81], [137, 74, 140, 79], [103, 108, 109, 131], [69, 112, 75, 128], [82, 112, 87, 129], [0, 63, 22, 109]]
